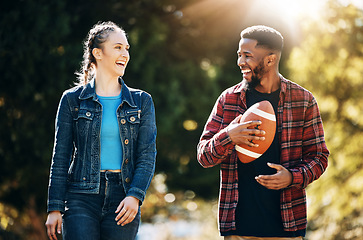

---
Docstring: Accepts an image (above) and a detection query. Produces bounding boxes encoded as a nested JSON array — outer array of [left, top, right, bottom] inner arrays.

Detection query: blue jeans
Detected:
[[62, 172, 140, 240]]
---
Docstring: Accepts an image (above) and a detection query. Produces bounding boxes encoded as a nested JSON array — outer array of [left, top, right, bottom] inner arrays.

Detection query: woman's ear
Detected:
[[92, 48, 102, 60]]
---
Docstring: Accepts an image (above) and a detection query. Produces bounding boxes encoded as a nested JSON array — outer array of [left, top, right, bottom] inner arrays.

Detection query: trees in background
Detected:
[[287, 1, 363, 239], [0, 0, 230, 237], [1, 1, 74, 238], [1, 0, 362, 239]]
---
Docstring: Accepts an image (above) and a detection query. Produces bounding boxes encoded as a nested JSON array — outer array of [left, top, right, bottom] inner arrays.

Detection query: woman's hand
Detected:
[[45, 211, 62, 240], [115, 196, 139, 226]]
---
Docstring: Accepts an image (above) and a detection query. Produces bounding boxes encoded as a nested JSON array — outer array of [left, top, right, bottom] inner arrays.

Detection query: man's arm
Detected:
[[197, 97, 265, 168]]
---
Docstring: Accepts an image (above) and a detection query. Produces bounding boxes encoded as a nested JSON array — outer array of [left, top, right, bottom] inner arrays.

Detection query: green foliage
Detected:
[[0, 0, 225, 223], [287, 1, 363, 239], [4, 0, 362, 238], [0, 1, 76, 238], [0, 1, 229, 238], [0, 0, 73, 210]]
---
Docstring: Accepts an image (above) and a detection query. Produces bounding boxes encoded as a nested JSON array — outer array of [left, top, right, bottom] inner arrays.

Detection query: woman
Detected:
[[45, 21, 157, 240]]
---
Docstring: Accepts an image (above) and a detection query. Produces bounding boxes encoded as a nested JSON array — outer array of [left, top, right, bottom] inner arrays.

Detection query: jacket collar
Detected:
[[78, 77, 137, 108]]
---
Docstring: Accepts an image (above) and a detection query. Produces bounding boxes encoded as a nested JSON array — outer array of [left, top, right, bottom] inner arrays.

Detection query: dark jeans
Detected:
[[62, 172, 140, 240]]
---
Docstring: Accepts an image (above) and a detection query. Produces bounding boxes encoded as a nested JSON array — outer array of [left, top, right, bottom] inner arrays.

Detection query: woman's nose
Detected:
[[122, 49, 129, 58]]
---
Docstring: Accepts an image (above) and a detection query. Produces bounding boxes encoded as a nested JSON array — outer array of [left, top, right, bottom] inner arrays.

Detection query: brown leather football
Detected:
[[235, 100, 276, 163]]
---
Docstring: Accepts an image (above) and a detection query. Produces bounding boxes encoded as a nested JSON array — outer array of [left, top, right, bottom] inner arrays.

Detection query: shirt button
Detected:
[[75, 107, 79, 111], [121, 119, 126, 124], [125, 177, 130, 183], [86, 112, 91, 117], [125, 159, 129, 164], [82, 177, 86, 181], [124, 139, 129, 145]]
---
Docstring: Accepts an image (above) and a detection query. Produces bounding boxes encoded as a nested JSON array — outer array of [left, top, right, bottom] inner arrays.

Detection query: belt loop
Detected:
[[105, 171, 110, 181], [119, 171, 122, 183]]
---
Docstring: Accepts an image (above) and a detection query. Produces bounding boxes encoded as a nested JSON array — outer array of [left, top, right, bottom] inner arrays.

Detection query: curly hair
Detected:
[[75, 21, 126, 85]]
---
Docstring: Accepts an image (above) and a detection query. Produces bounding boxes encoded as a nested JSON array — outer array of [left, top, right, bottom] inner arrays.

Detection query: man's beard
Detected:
[[246, 61, 266, 90]]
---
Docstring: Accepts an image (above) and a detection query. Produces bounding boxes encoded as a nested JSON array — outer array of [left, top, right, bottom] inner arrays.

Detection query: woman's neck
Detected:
[[95, 72, 121, 97]]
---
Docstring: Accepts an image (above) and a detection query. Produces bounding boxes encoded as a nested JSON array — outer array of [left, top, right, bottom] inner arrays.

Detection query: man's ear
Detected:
[[265, 53, 277, 67], [92, 48, 102, 60]]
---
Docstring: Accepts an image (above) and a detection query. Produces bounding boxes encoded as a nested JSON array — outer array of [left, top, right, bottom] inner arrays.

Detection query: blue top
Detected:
[[98, 92, 122, 170]]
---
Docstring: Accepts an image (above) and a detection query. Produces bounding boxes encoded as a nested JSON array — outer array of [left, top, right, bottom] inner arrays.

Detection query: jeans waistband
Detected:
[[100, 169, 121, 173], [100, 171, 122, 182]]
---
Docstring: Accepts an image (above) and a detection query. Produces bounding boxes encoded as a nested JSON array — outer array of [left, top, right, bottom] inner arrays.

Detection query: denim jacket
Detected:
[[47, 78, 157, 213]]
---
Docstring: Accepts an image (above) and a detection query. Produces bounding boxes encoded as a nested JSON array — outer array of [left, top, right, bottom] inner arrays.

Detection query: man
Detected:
[[197, 25, 329, 240]]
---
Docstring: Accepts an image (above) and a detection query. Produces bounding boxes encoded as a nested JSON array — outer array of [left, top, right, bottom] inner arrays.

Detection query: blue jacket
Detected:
[[47, 78, 157, 213]]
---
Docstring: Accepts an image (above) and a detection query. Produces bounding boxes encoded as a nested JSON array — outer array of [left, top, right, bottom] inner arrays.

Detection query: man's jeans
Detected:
[[62, 172, 140, 240]]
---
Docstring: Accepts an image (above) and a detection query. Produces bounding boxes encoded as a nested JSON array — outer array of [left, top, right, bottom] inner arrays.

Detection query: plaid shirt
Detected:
[[197, 75, 329, 234]]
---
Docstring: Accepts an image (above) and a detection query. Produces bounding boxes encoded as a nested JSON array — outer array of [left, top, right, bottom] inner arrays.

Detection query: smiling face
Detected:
[[237, 38, 271, 89], [93, 30, 130, 78]]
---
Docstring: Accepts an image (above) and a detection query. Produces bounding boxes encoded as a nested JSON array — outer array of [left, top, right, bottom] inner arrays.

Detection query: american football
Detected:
[[235, 100, 276, 163]]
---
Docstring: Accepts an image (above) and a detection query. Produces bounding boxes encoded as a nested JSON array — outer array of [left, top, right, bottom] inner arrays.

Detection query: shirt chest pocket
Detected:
[[74, 109, 94, 136]]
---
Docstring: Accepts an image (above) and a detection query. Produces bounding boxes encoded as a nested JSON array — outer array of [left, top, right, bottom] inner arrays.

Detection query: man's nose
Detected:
[[237, 56, 246, 67]]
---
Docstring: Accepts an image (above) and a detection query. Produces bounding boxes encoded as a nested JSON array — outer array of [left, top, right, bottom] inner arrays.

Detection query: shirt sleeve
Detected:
[[197, 94, 236, 168], [289, 96, 329, 189]]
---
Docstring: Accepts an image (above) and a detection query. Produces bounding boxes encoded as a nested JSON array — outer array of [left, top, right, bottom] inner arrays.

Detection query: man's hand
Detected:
[[45, 211, 62, 240], [227, 115, 265, 147], [115, 196, 139, 226], [255, 163, 292, 190]]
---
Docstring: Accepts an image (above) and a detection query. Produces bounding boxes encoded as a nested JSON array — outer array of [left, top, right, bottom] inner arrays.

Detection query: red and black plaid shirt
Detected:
[[197, 75, 329, 234]]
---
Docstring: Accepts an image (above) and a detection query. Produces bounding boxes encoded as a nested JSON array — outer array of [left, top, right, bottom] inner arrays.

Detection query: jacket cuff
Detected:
[[47, 200, 65, 213], [127, 187, 146, 205]]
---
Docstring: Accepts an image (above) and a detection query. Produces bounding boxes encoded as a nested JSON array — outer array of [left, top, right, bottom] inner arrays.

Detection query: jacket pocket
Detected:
[[74, 109, 94, 137], [125, 109, 141, 124], [125, 109, 141, 138]]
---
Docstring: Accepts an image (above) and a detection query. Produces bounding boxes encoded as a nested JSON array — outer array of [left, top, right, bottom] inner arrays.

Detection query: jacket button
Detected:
[[86, 112, 91, 117], [83, 177, 86, 181], [125, 177, 130, 183], [124, 159, 129, 164], [124, 139, 129, 145], [130, 116, 136, 122], [121, 119, 126, 124], [75, 107, 79, 111]]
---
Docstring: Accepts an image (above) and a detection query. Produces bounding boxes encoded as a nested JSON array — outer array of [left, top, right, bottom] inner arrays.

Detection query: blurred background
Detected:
[[1, 0, 362, 239]]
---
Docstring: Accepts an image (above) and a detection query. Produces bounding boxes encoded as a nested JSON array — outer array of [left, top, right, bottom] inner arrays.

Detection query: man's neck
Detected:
[[255, 72, 281, 93]]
